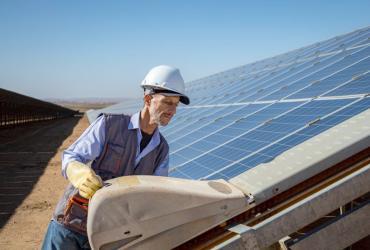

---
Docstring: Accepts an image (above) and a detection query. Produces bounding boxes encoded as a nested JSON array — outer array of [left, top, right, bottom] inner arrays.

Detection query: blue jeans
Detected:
[[41, 220, 90, 250]]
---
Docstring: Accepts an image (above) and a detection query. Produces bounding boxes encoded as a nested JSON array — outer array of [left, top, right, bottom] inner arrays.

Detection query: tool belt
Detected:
[[62, 193, 89, 235]]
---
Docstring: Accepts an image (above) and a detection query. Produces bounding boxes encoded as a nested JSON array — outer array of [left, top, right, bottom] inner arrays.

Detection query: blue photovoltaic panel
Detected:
[[169, 98, 355, 179], [87, 26, 370, 181], [260, 46, 366, 101], [205, 97, 370, 180], [287, 56, 370, 99], [169, 102, 299, 168], [164, 104, 267, 150], [323, 72, 370, 96]]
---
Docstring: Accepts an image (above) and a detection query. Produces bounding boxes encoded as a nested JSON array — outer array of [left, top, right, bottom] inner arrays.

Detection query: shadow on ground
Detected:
[[0, 117, 81, 228]]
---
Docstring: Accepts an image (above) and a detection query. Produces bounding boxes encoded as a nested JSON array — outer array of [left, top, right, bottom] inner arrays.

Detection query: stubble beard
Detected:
[[150, 107, 166, 127]]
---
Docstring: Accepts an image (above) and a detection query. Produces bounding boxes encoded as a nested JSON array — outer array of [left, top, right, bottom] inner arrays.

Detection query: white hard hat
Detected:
[[141, 65, 190, 105]]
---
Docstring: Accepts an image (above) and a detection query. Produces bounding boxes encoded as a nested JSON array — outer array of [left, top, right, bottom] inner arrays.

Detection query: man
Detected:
[[42, 65, 190, 249]]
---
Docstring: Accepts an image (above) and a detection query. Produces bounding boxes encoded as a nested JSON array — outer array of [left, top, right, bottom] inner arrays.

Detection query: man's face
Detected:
[[148, 94, 180, 126]]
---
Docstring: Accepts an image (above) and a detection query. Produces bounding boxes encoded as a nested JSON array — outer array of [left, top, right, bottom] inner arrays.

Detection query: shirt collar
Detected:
[[128, 111, 161, 144], [128, 112, 140, 130]]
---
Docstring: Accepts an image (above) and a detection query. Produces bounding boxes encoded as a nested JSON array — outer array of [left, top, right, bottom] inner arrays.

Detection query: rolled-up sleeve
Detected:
[[154, 153, 169, 177], [62, 115, 106, 178]]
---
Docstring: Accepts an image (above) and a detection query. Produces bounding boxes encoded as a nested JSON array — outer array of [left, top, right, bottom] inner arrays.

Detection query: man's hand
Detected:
[[66, 161, 103, 199]]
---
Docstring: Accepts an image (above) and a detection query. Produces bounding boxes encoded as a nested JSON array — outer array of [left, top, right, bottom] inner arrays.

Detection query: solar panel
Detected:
[[203, 97, 370, 180], [87, 26, 370, 181], [287, 56, 370, 99], [169, 98, 359, 179]]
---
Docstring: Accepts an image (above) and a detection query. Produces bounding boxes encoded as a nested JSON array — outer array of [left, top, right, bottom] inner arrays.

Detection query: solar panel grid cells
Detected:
[[290, 30, 352, 60], [191, 75, 262, 106], [162, 106, 237, 140], [176, 146, 204, 161], [288, 56, 370, 99], [161, 107, 221, 134], [238, 65, 303, 103], [173, 160, 213, 179], [271, 36, 324, 63], [243, 60, 326, 102], [166, 118, 210, 142], [169, 118, 232, 145], [169, 152, 188, 166], [284, 46, 370, 99], [217, 98, 370, 178], [353, 36, 370, 47], [185, 79, 214, 100], [173, 99, 354, 180], [169, 121, 266, 169], [165, 104, 266, 148], [321, 35, 353, 53], [269, 55, 354, 100], [318, 97, 370, 124], [260, 48, 368, 101], [290, 41, 328, 61], [168, 141, 186, 152], [206, 83, 253, 105], [328, 29, 370, 52], [206, 66, 289, 105], [324, 72, 370, 96], [278, 99, 353, 122], [171, 105, 264, 166], [169, 102, 301, 177], [211, 144, 253, 161], [171, 131, 209, 148], [190, 139, 220, 152], [210, 155, 271, 180], [317, 28, 369, 54], [205, 97, 370, 180], [261, 97, 370, 159], [259, 48, 361, 101]]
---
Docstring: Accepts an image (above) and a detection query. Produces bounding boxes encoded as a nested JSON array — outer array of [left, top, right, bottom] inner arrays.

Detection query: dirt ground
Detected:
[[0, 115, 90, 249]]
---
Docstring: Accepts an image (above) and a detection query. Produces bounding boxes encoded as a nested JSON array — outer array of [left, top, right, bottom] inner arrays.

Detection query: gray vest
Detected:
[[53, 113, 169, 234]]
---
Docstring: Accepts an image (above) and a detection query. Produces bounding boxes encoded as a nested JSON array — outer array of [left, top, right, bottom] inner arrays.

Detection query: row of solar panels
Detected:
[[162, 27, 370, 179], [167, 97, 370, 179], [186, 42, 370, 105], [186, 26, 370, 92], [87, 26, 370, 182]]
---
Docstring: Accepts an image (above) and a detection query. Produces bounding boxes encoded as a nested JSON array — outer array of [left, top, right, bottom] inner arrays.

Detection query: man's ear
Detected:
[[144, 94, 152, 107]]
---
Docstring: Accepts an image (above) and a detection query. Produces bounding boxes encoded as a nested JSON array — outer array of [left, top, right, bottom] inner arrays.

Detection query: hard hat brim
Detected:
[[142, 85, 190, 105], [161, 93, 190, 105]]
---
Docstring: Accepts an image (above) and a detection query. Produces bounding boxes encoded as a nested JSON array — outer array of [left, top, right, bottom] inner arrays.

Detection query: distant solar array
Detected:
[[0, 88, 77, 127], [88, 26, 370, 180]]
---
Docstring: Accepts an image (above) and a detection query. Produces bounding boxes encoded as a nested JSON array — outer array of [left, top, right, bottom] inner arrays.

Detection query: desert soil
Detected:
[[0, 115, 89, 250]]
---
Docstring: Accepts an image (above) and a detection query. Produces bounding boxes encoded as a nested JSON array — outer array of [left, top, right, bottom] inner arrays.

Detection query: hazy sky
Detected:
[[0, 1, 369, 100]]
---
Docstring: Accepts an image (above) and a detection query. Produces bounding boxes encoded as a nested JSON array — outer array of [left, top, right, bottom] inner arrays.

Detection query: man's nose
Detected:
[[169, 105, 177, 114]]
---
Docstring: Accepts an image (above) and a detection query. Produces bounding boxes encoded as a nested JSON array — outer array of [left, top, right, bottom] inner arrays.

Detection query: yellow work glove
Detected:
[[66, 161, 103, 199]]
